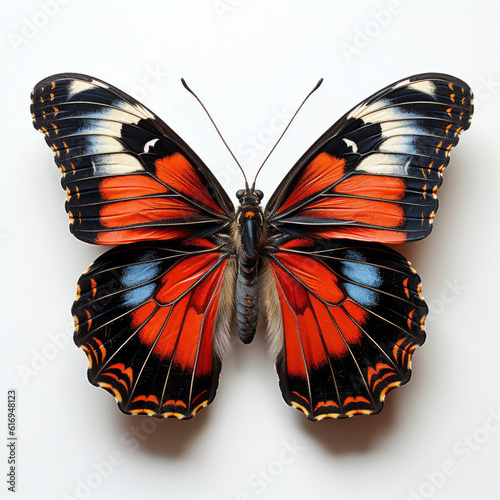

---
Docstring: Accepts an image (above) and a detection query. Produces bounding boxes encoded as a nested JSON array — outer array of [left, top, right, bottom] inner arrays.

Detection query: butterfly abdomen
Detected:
[[236, 266, 259, 343]]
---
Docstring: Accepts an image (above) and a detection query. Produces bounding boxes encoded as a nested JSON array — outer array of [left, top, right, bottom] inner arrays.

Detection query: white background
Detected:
[[2, 1, 499, 499]]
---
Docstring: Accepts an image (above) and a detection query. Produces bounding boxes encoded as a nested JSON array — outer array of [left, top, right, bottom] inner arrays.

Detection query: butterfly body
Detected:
[[31, 72, 473, 420], [235, 189, 265, 344]]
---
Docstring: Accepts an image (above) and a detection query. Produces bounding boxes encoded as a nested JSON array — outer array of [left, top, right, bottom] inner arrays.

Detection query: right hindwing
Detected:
[[262, 236, 427, 420]]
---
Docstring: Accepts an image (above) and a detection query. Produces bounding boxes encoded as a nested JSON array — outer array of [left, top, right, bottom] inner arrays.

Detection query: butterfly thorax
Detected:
[[235, 189, 265, 344]]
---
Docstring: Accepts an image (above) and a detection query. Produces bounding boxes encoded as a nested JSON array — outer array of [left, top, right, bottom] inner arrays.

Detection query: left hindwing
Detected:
[[73, 239, 235, 419], [265, 73, 473, 244]]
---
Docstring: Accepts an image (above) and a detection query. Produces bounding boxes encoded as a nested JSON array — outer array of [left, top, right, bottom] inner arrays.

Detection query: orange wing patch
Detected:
[[99, 197, 205, 227], [95, 227, 195, 245], [99, 175, 169, 199], [307, 227, 407, 244], [333, 174, 405, 200], [296, 197, 404, 228]]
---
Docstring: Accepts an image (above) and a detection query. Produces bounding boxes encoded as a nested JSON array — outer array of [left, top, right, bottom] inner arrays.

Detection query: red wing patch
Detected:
[[272, 252, 345, 305], [155, 154, 225, 215], [131, 253, 225, 368], [277, 152, 345, 214], [270, 256, 368, 371], [265, 238, 427, 420]]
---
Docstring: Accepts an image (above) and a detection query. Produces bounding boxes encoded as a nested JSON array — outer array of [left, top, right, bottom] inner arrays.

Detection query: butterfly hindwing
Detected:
[[263, 236, 427, 420], [73, 238, 235, 418], [31, 73, 234, 245], [266, 73, 473, 244]]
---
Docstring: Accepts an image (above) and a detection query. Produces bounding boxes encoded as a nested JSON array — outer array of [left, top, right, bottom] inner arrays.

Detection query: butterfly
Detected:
[[31, 72, 473, 421]]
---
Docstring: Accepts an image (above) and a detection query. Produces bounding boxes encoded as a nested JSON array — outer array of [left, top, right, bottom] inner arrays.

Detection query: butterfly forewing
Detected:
[[31, 73, 234, 245], [266, 73, 473, 244]]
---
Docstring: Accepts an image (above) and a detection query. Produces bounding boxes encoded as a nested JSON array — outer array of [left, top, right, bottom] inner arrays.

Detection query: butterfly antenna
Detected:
[[251, 78, 323, 189], [181, 78, 249, 189]]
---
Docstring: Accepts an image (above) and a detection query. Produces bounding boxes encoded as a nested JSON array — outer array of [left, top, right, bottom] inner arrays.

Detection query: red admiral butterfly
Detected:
[[31, 73, 473, 420]]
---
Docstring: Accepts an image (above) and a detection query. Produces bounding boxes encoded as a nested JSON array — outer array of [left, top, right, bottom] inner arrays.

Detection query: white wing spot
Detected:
[[343, 138, 358, 152], [143, 138, 159, 153], [392, 79, 411, 90], [407, 81, 436, 96], [91, 153, 145, 175], [68, 80, 95, 98]]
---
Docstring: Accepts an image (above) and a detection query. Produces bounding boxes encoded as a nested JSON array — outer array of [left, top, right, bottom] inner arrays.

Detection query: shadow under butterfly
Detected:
[[31, 72, 473, 421]]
